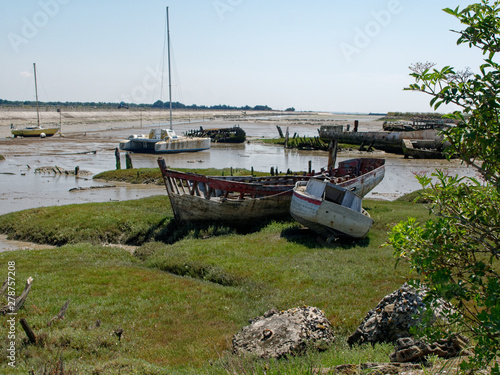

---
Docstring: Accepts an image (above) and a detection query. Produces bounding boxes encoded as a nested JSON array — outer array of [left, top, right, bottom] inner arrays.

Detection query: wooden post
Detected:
[[20, 318, 37, 344], [74, 166, 79, 176], [125, 152, 133, 169], [284, 127, 289, 148], [276, 125, 284, 138], [327, 139, 338, 171], [354, 120, 359, 132], [48, 299, 70, 326], [308, 161, 312, 174], [251, 167, 254, 177], [115, 148, 121, 170], [270, 167, 274, 176]]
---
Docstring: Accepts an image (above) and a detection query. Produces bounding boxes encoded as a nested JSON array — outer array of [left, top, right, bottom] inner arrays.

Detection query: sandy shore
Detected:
[[0, 108, 383, 139]]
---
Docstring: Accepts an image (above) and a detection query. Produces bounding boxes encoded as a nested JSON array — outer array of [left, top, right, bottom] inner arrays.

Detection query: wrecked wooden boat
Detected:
[[185, 125, 246, 143], [402, 139, 451, 159], [157, 157, 385, 226], [290, 179, 374, 239], [319, 120, 453, 154]]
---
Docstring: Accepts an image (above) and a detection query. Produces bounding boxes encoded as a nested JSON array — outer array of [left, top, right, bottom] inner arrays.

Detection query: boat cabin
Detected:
[[306, 179, 362, 212], [149, 128, 179, 141]]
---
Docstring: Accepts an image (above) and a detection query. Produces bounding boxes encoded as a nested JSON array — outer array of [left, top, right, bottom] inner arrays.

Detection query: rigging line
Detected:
[[36, 67, 51, 104], [22, 73, 33, 102], [170, 40, 184, 106]]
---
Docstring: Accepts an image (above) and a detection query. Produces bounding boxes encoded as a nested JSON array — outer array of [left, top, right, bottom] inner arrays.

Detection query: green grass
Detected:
[[261, 138, 365, 151], [93, 167, 295, 186], [0, 196, 431, 373], [0, 196, 173, 246]]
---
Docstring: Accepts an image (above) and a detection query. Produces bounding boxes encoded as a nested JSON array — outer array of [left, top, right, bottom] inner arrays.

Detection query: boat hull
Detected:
[[168, 191, 292, 225], [402, 139, 448, 159], [119, 137, 211, 154], [319, 125, 442, 153], [290, 189, 373, 238], [12, 127, 59, 137], [158, 157, 385, 225]]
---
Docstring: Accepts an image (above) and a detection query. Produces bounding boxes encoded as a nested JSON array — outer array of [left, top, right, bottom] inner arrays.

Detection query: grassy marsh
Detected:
[[0, 182, 431, 373]]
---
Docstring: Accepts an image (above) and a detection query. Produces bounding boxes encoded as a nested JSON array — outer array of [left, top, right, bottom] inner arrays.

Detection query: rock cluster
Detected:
[[232, 306, 335, 359], [348, 283, 437, 346]]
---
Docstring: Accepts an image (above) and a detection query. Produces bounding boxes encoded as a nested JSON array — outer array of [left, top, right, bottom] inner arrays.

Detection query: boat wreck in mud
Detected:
[[319, 121, 453, 154], [157, 157, 385, 226], [402, 139, 452, 159], [290, 179, 374, 240], [185, 125, 246, 143]]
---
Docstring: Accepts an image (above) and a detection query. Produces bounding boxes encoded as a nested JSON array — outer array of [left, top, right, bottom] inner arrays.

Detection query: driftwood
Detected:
[[0, 277, 33, 315], [0, 279, 8, 295], [69, 185, 116, 192], [48, 299, 70, 326]]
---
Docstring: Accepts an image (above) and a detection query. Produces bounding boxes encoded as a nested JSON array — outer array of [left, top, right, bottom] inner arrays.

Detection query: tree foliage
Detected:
[[389, 1, 500, 373]]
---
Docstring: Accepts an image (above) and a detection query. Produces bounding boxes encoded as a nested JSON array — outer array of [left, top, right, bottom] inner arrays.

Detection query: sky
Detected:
[[0, 0, 488, 113]]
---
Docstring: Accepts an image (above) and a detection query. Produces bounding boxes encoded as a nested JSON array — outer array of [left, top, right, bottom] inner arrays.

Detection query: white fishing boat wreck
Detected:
[[290, 178, 374, 240]]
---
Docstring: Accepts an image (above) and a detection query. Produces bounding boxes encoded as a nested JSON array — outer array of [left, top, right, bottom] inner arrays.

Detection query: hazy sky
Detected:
[[0, 0, 486, 113]]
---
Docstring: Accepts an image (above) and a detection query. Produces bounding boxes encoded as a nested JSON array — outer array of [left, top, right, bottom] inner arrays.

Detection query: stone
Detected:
[[314, 362, 423, 374], [389, 335, 471, 363], [232, 306, 335, 359], [348, 283, 442, 346]]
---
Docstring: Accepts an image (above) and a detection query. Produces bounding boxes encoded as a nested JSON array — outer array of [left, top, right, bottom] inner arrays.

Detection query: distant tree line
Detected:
[[151, 100, 273, 111], [0, 98, 275, 111]]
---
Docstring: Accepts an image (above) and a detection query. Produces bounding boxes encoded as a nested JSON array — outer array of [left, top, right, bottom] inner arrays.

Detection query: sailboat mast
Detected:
[[166, 7, 173, 130], [33, 63, 40, 127]]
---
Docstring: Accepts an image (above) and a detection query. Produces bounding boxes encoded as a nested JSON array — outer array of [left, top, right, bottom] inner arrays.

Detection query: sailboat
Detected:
[[11, 63, 60, 138], [119, 7, 210, 154]]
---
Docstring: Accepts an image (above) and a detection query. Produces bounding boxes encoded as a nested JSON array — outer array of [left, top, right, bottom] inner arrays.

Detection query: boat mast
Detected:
[[33, 63, 40, 127], [166, 7, 173, 130]]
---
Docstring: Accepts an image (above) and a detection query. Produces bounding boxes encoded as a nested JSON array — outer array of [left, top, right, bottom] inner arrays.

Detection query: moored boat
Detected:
[[290, 179, 374, 239], [157, 157, 385, 226], [119, 128, 210, 153], [11, 63, 60, 138], [119, 7, 210, 154], [12, 126, 59, 138]]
